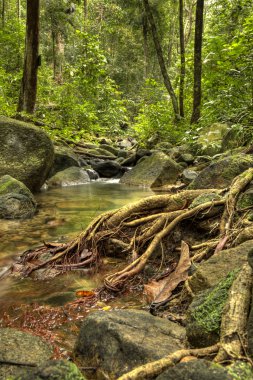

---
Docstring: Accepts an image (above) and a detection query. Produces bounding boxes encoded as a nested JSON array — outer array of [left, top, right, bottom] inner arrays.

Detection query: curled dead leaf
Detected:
[[75, 290, 95, 298]]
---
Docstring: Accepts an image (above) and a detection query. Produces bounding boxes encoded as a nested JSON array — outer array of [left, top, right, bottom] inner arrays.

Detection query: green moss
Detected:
[[227, 361, 253, 380], [237, 190, 253, 210], [192, 269, 240, 333]]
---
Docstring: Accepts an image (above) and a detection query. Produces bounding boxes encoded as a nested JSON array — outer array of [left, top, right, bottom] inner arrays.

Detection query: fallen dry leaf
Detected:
[[75, 290, 95, 298], [144, 241, 191, 304]]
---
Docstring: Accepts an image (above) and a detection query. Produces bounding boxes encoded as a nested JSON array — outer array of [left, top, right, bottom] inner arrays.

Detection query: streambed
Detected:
[[0, 181, 153, 309]]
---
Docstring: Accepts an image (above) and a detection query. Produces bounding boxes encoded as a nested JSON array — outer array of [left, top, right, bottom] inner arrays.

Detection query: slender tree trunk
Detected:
[[17, 0, 40, 113], [52, 30, 64, 84], [142, 13, 148, 78], [17, 0, 21, 20], [179, 0, 186, 117], [184, 0, 195, 46], [84, 0, 88, 25], [1, 0, 5, 27], [191, 0, 204, 124], [143, 0, 179, 119]]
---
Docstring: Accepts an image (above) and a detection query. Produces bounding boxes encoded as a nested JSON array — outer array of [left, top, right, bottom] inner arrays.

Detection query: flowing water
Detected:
[[0, 181, 153, 308]]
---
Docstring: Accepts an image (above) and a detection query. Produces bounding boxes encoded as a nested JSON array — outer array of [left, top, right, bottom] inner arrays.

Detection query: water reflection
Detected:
[[0, 181, 153, 306]]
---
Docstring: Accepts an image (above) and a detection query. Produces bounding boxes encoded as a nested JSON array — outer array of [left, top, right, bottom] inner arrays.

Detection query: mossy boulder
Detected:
[[49, 146, 80, 177], [84, 147, 116, 158], [13, 360, 87, 380], [120, 152, 182, 188], [237, 184, 253, 210], [189, 193, 223, 218], [156, 359, 250, 380], [99, 143, 119, 156], [0, 175, 37, 219], [47, 167, 90, 188], [197, 123, 229, 156], [189, 154, 253, 189], [0, 117, 54, 192], [0, 328, 53, 379], [186, 271, 239, 348], [74, 309, 185, 379], [189, 240, 253, 293]]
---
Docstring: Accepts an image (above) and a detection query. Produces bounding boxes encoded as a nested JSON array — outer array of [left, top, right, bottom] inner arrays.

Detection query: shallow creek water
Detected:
[[0, 181, 153, 314]]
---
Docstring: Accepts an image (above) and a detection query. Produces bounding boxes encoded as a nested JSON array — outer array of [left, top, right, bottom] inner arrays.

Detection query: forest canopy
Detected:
[[0, 0, 252, 145]]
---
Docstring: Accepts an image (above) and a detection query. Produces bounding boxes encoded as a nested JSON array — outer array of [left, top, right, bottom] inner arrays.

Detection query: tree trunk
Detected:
[[143, 0, 179, 120], [52, 30, 64, 84], [84, 0, 88, 25], [1, 0, 5, 27], [17, 0, 21, 20], [142, 12, 148, 78], [17, 0, 40, 113], [179, 0, 186, 117], [191, 0, 204, 124]]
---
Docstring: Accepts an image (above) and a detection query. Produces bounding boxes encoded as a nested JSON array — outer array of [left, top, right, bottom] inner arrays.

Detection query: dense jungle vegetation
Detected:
[[0, 0, 252, 146]]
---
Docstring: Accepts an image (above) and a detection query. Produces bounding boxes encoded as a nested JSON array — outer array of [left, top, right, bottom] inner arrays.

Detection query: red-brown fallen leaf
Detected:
[[75, 290, 95, 298], [144, 241, 191, 304]]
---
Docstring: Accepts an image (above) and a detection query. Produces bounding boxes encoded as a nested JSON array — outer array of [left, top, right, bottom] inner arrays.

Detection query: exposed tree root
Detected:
[[117, 262, 253, 380], [5, 169, 251, 306], [216, 168, 253, 253], [104, 199, 225, 291], [214, 263, 253, 362], [117, 344, 220, 380]]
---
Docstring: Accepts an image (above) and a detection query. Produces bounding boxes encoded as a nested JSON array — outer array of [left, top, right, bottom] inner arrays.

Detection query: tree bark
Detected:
[[17, 0, 21, 20], [1, 0, 5, 27], [84, 0, 88, 25], [179, 0, 186, 117], [142, 12, 148, 78], [190, 0, 204, 124], [52, 30, 64, 84], [143, 0, 179, 120], [17, 0, 40, 113]]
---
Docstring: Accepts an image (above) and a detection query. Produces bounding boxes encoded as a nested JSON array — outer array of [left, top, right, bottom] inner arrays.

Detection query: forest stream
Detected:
[[0, 181, 153, 354]]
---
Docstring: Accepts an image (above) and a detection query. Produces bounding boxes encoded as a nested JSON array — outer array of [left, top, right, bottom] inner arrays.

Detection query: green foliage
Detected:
[[202, 0, 253, 127], [36, 31, 127, 141], [134, 79, 188, 144], [192, 270, 240, 333]]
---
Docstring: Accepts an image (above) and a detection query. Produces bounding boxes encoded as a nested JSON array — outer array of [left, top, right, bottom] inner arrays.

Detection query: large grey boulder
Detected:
[[189, 154, 253, 189], [120, 152, 182, 188], [0, 117, 54, 192], [75, 309, 186, 379], [0, 175, 37, 219], [47, 167, 90, 188], [0, 328, 53, 379]]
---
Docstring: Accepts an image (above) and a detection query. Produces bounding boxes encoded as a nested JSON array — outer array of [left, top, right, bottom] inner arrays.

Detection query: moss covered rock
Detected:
[[13, 360, 87, 380], [189, 240, 253, 293], [186, 271, 239, 348], [49, 146, 80, 177], [189, 154, 253, 189], [156, 359, 237, 380], [0, 117, 54, 192], [47, 167, 90, 188], [120, 152, 182, 188], [197, 122, 229, 156], [0, 175, 37, 219]]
